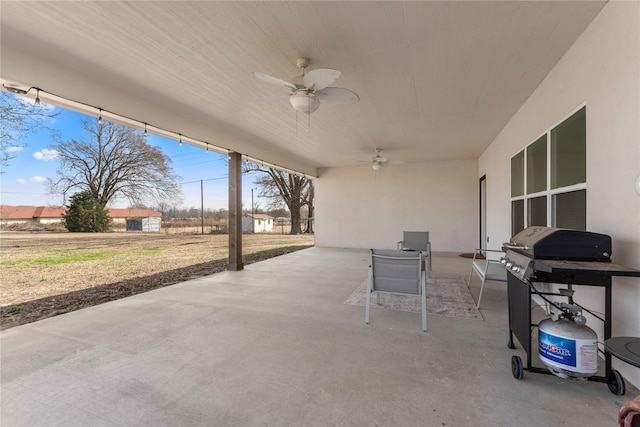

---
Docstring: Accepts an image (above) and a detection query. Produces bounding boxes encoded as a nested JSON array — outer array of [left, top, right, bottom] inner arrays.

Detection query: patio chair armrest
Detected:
[[471, 248, 505, 262]]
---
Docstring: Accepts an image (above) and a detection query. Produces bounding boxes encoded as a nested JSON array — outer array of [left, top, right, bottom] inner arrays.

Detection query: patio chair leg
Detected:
[[365, 285, 372, 325], [476, 278, 486, 309], [421, 281, 427, 332], [420, 273, 427, 332]]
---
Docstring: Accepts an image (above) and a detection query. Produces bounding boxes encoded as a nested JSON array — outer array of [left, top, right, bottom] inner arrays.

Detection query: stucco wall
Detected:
[[315, 159, 478, 252], [479, 2, 640, 387]]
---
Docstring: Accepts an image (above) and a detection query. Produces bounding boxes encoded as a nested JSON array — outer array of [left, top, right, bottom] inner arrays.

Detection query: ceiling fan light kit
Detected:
[[289, 93, 320, 114]]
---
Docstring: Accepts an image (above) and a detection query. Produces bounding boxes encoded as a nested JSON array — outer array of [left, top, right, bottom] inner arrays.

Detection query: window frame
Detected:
[[510, 104, 587, 233]]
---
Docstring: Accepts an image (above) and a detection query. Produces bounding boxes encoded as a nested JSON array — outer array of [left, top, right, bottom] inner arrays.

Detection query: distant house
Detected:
[[0, 205, 66, 226], [242, 213, 273, 233], [0, 205, 162, 231]]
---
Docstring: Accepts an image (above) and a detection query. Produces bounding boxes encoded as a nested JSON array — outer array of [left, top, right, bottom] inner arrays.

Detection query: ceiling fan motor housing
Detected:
[[296, 57, 310, 70]]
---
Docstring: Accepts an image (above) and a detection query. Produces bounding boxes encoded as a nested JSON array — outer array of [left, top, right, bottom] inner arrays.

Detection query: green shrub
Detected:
[[63, 191, 112, 232]]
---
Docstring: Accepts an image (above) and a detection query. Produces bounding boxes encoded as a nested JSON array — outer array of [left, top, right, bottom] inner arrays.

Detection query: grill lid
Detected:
[[505, 227, 611, 261]]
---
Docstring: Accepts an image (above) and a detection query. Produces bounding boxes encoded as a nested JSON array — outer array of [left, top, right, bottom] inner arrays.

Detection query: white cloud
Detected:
[[17, 178, 26, 184], [30, 176, 47, 183], [7, 146, 24, 153], [33, 148, 59, 161]]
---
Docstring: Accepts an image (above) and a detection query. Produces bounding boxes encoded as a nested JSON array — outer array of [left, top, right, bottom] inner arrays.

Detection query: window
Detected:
[[512, 200, 524, 236], [510, 106, 586, 234], [553, 190, 586, 230], [511, 151, 525, 198], [528, 196, 547, 227], [527, 135, 547, 194], [551, 108, 586, 189]]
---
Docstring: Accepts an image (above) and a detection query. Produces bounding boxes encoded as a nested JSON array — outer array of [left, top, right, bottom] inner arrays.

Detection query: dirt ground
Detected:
[[0, 232, 314, 329]]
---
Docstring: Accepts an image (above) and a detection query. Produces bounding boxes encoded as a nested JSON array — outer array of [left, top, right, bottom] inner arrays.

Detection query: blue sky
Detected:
[[1, 95, 264, 211]]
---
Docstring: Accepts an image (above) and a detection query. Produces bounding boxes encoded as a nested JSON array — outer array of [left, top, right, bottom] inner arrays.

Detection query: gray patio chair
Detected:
[[398, 231, 431, 276], [366, 249, 427, 332], [466, 249, 507, 309]]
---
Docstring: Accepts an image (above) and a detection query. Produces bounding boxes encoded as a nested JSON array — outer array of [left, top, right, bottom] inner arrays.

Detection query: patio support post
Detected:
[[228, 151, 243, 271]]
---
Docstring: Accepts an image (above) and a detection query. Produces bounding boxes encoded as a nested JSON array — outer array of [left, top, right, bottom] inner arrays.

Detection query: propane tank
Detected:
[[538, 315, 598, 380]]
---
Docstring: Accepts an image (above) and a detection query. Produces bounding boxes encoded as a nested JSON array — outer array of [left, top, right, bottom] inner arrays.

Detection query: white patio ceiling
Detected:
[[1, 1, 605, 177]]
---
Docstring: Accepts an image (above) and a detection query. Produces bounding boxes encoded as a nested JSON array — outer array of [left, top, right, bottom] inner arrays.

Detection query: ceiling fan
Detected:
[[253, 57, 359, 114], [359, 148, 404, 170]]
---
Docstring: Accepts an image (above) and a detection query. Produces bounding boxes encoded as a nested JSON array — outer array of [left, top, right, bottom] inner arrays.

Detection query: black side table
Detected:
[[605, 337, 640, 368]]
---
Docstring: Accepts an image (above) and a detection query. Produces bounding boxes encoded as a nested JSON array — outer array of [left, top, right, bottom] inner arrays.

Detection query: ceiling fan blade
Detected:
[[386, 159, 404, 165], [254, 71, 296, 90], [316, 87, 360, 102], [303, 68, 340, 91]]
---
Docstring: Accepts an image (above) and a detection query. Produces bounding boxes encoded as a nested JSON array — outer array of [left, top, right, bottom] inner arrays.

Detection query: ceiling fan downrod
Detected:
[[296, 57, 310, 75]]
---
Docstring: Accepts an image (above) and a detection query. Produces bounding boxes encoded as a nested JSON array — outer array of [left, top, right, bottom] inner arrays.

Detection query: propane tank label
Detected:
[[539, 330, 577, 367], [538, 330, 598, 373], [579, 343, 598, 372]]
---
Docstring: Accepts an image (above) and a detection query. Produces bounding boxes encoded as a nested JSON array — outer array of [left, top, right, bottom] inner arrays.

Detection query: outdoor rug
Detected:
[[344, 276, 483, 320]]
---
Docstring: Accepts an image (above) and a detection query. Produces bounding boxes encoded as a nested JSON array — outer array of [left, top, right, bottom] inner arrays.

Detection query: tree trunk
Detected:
[[304, 183, 314, 233], [304, 203, 314, 233], [290, 207, 302, 234]]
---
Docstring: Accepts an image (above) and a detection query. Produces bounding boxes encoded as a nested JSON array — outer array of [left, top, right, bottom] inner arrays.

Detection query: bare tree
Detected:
[[49, 119, 183, 207], [303, 183, 314, 233], [244, 164, 313, 235], [0, 91, 59, 172]]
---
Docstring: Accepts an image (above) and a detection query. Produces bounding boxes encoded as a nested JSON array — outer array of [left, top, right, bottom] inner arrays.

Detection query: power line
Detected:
[[179, 159, 224, 168], [181, 176, 228, 185], [180, 170, 262, 185]]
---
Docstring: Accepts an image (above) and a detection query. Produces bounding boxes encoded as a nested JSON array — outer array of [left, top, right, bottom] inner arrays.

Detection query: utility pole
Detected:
[[201, 179, 204, 234], [251, 188, 255, 233]]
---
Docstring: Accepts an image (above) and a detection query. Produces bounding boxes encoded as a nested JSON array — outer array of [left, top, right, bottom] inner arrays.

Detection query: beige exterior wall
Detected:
[[479, 2, 640, 387], [315, 159, 478, 252]]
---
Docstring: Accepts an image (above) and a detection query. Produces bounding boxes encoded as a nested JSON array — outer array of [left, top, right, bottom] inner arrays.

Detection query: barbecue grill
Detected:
[[501, 226, 640, 395]]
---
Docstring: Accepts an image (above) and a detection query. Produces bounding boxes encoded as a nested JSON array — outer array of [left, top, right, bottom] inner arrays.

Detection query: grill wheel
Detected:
[[607, 369, 625, 396], [511, 355, 524, 379]]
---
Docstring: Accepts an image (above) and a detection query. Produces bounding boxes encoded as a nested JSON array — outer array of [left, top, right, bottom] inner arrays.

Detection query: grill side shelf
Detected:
[[533, 260, 640, 277]]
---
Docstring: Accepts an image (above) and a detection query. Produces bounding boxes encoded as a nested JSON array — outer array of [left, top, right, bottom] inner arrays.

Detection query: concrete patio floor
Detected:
[[1, 248, 636, 426]]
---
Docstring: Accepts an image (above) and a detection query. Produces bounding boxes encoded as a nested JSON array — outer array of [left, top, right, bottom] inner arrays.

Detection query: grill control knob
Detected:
[[500, 258, 507, 265], [505, 261, 514, 268], [511, 265, 521, 273]]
